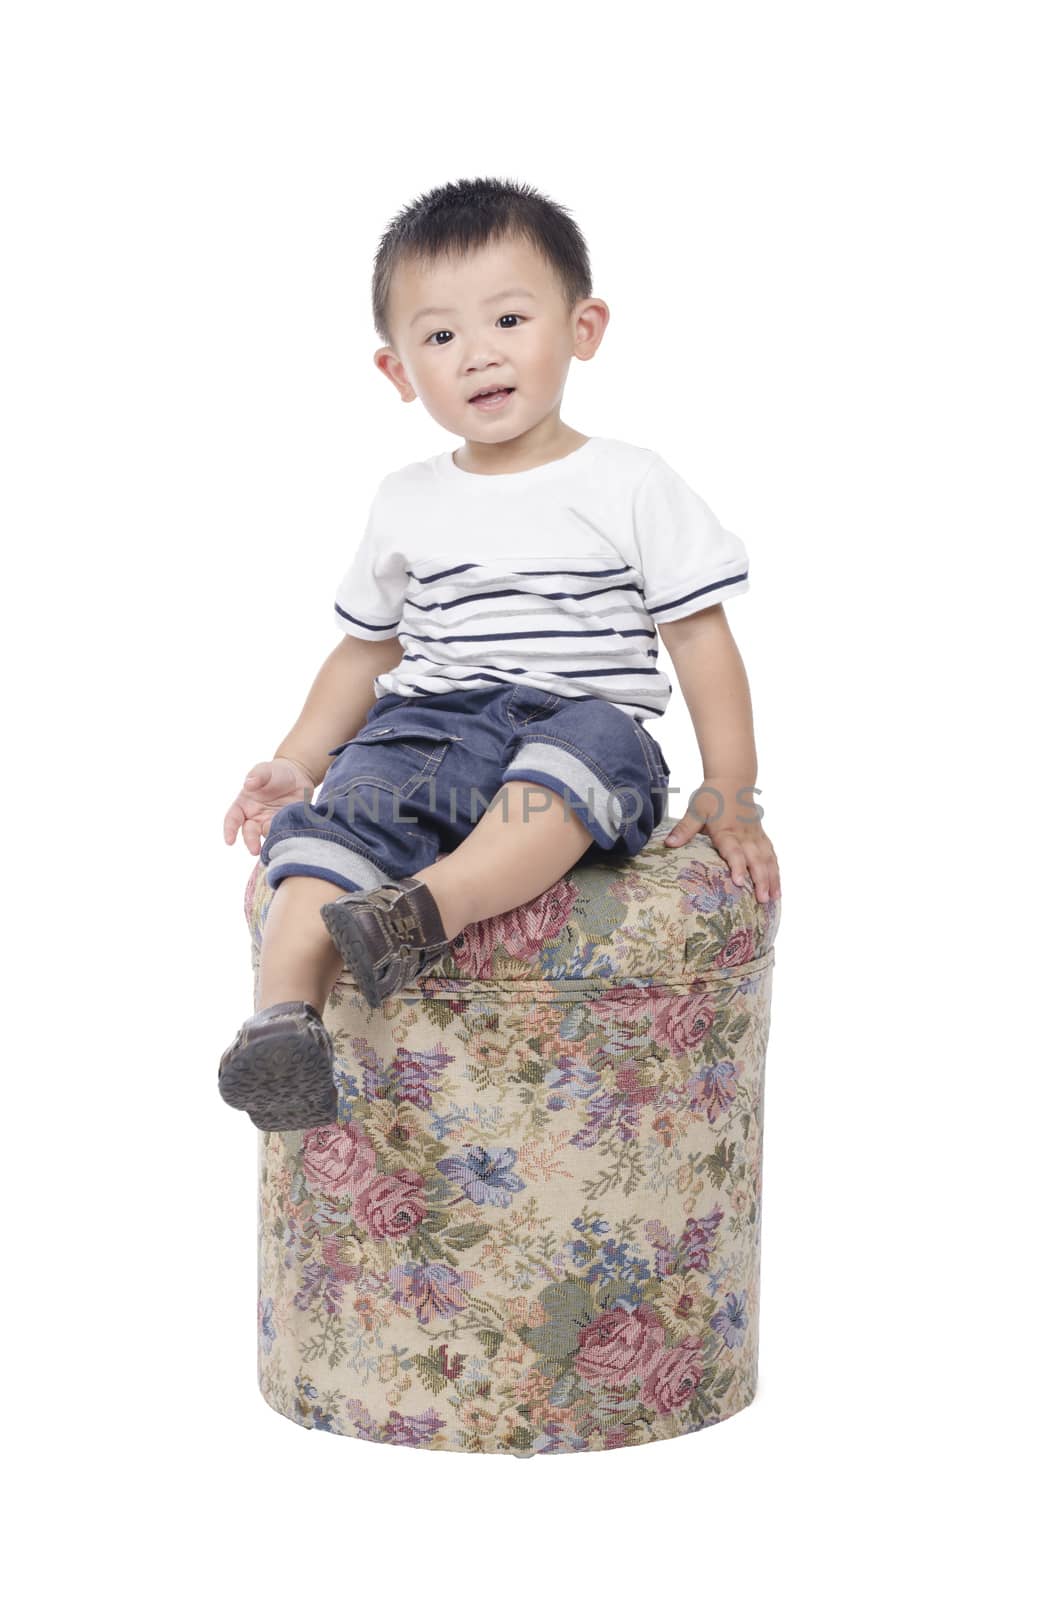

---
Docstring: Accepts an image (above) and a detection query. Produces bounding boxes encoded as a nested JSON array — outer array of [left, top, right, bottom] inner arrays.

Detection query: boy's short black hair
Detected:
[[372, 176, 593, 348]]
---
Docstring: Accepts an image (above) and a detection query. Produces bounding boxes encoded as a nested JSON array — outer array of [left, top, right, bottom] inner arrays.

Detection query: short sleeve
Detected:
[[333, 488, 407, 640], [632, 454, 750, 623]]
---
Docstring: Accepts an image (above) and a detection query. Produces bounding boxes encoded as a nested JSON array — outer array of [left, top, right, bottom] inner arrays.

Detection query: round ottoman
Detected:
[[244, 821, 780, 1455]]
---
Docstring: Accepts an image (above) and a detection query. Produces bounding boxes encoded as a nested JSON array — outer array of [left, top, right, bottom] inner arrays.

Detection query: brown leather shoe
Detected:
[[319, 876, 452, 1007], [218, 1000, 337, 1131]]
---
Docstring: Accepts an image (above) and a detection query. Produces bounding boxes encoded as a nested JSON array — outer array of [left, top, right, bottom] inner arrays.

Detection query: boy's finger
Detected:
[[223, 802, 245, 844], [726, 848, 748, 888], [665, 810, 700, 845], [738, 844, 761, 896], [749, 857, 772, 902]]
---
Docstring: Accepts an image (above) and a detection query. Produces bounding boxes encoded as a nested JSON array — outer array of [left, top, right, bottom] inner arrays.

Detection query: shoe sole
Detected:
[[246, 1093, 335, 1133], [218, 1027, 337, 1130]]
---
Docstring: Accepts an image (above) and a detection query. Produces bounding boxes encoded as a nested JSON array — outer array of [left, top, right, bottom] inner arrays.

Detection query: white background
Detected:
[[4, 3, 1055, 1594]]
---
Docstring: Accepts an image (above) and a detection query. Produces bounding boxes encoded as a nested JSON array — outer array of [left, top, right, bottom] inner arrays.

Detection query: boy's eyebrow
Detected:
[[410, 287, 538, 326]]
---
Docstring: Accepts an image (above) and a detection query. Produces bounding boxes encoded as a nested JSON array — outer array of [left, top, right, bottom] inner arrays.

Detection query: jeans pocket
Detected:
[[327, 712, 466, 758], [505, 685, 560, 728], [323, 721, 458, 805]]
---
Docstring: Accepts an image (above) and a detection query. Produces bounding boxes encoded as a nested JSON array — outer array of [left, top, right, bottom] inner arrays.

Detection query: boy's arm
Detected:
[[658, 604, 760, 831], [273, 634, 404, 787]]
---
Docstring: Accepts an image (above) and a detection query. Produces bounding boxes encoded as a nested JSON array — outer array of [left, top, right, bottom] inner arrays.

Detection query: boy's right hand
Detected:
[[222, 758, 318, 856]]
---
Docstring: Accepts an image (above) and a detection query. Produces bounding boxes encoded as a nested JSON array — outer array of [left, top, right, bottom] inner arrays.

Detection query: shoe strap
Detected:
[[394, 877, 447, 946], [253, 1000, 323, 1025]]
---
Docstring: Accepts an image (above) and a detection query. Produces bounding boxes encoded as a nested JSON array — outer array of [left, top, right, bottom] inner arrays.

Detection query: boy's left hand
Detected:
[[664, 804, 781, 904]]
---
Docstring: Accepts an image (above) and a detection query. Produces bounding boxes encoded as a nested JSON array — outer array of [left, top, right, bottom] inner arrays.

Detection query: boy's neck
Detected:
[[452, 418, 590, 477]]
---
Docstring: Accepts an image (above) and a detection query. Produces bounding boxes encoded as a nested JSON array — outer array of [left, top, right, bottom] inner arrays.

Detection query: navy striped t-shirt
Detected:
[[333, 435, 750, 723]]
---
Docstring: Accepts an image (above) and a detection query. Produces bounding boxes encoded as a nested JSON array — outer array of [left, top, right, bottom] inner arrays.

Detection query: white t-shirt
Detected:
[[333, 434, 749, 722]]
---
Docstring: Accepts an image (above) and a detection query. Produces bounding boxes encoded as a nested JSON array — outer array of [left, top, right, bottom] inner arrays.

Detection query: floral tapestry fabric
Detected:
[[246, 824, 779, 1456]]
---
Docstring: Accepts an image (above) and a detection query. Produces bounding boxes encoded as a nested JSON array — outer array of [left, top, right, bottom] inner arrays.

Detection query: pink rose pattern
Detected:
[[248, 831, 778, 1453], [452, 876, 580, 976], [302, 1124, 376, 1200], [573, 1305, 667, 1383]]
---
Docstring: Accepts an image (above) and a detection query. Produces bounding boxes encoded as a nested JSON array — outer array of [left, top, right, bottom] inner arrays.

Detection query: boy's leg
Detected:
[[412, 781, 593, 936], [221, 875, 353, 1129], [256, 876, 348, 1013]]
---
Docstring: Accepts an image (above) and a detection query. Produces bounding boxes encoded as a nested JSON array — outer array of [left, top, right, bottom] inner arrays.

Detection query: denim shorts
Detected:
[[258, 682, 672, 894]]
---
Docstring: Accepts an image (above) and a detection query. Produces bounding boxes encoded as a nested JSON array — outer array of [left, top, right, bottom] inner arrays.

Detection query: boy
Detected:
[[219, 176, 781, 1133]]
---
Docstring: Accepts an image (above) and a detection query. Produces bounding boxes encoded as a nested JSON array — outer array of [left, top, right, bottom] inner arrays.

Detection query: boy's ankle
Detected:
[[257, 990, 330, 1017], [406, 869, 472, 941]]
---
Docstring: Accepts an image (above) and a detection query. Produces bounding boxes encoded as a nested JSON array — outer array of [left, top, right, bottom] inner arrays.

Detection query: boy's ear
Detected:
[[571, 297, 610, 361], [374, 347, 416, 402]]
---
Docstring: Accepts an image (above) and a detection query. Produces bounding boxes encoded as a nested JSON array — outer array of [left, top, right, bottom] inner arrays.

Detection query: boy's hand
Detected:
[[222, 757, 318, 856], [664, 797, 781, 905]]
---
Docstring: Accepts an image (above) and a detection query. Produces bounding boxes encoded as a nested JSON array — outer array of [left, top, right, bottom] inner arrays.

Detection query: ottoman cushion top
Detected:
[[245, 823, 780, 990]]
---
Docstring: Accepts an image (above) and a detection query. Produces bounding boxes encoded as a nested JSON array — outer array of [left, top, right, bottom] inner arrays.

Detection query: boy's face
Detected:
[[376, 234, 607, 443]]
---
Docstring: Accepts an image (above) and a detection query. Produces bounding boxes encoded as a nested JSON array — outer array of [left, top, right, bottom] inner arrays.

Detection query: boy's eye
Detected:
[[425, 314, 523, 347]]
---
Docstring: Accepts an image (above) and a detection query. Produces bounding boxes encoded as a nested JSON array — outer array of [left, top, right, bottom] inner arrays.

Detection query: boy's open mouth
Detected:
[[469, 386, 515, 410]]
